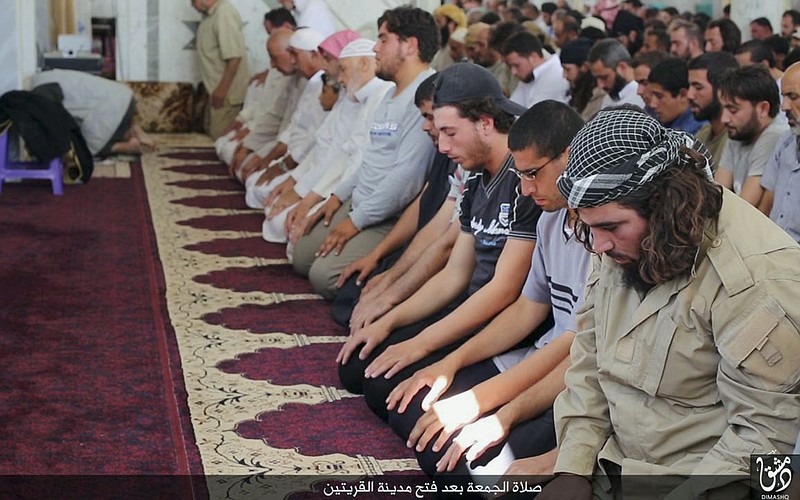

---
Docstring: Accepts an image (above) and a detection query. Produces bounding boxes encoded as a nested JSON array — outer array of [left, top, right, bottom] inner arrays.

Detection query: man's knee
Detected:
[[308, 260, 338, 300], [387, 390, 427, 441], [216, 136, 237, 165], [262, 209, 290, 244], [363, 374, 407, 422], [292, 236, 319, 277], [338, 354, 369, 394]]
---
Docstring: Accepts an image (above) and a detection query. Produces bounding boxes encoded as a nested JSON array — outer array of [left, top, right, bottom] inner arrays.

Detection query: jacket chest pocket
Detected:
[[611, 312, 678, 397], [610, 310, 719, 403]]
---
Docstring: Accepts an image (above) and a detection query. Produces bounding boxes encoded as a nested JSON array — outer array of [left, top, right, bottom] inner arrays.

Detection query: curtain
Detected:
[[50, 0, 76, 48]]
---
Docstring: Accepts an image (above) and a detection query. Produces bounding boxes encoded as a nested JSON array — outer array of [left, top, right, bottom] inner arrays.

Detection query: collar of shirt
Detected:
[[533, 53, 560, 82], [309, 69, 325, 85], [353, 76, 389, 104], [619, 79, 638, 101], [205, 0, 221, 17]]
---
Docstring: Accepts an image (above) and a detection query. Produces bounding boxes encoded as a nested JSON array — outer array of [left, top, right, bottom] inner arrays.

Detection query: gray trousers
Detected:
[[292, 199, 394, 300]]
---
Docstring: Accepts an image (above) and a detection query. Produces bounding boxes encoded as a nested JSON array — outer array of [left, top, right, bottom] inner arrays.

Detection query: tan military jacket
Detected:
[[554, 190, 800, 494]]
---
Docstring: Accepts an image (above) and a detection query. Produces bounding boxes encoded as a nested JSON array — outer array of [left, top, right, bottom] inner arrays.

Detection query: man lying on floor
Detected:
[[336, 63, 546, 423], [31, 69, 154, 156], [384, 100, 590, 485]]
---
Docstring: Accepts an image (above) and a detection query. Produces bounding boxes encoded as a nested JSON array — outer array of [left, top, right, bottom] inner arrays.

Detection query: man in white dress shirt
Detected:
[[588, 38, 645, 109], [502, 31, 569, 109]]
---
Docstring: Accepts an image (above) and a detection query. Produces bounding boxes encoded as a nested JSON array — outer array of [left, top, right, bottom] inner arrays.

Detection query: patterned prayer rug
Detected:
[[141, 134, 418, 498]]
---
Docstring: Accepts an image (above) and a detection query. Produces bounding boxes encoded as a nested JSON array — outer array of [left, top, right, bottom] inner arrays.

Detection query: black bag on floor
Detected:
[[0, 90, 94, 183]]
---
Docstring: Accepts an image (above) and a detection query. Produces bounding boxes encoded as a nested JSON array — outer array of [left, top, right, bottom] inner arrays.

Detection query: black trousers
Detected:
[[387, 358, 556, 480], [338, 295, 468, 421]]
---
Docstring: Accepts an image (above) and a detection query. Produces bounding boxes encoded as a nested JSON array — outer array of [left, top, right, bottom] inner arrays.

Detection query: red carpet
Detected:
[[0, 140, 419, 498], [0, 167, 200, 483]]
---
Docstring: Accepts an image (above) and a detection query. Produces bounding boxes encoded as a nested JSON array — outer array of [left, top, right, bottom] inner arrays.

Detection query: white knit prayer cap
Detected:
[[339, 38, 377, 59]]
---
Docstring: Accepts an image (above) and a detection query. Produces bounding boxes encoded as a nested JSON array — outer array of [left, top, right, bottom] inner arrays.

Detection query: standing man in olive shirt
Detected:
[[192, 0, 251, 139]]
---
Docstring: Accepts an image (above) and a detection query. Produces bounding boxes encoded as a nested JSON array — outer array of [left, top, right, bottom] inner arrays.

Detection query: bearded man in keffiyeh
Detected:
[[537, 105, 800, 500]]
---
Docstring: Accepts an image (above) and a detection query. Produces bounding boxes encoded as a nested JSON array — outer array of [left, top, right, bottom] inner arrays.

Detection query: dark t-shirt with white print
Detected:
[[459, 154, 541, 295]]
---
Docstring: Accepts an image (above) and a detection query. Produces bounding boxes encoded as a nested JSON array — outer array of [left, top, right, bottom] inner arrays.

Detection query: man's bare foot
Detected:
[[131, 124, 157, 152], [110, 137, 143, 155]]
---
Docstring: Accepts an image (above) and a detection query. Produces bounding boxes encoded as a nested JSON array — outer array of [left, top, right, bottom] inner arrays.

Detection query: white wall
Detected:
[[1, 0, 38, 94], [731, 0, 791, 41], [115, 0, 440, 84]]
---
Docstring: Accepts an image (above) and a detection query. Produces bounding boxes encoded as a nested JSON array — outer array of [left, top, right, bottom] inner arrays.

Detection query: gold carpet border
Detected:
[[140, 135, 418, 494]]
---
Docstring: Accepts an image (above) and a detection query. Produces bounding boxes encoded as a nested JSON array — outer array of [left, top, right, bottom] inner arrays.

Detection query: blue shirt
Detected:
[[761, 130, 800, 243], [666, 107, 707, 136]]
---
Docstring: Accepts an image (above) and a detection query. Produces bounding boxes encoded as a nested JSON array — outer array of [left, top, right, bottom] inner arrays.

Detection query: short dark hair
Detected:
[[646, 29, 671, 52], [706, 18, 742, 54], [750, 17, 773, 31], [764, 34, 790, 57], [648, 58, 689, 96], [661, 7, 679, 17], [717, 65, 780, 118], [786, 47, 800, 68], [579, 27, 607, 42], [645, 19, 667, 32], [687, 51, 739, 88], [378, 6, 440, 63], [541, 2, 557, 16], [633, 50, 672, 70], [414, 73, 438, 107], [563, 19, 581, 35], [509, 100, 584, 156], [264, 8, 296, 28], [784, 9, 800, 27], [490, 21, 526, 52], [480, 12, 502, 25], [505, 7, 525, 22], [737, 40, 776, 68], [438, 97, 516, 134], [501, 31, 543, 57], [692, 12, 711, 31], [588, 38, 633, 68]]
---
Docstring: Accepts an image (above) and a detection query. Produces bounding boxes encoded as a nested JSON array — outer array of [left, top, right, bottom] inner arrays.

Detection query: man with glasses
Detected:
[[337, 62, 544, 423], [382, 100, 591, 484]]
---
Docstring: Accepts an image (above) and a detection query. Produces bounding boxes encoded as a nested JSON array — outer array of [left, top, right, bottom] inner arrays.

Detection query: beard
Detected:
[[608, 75, 628, 101], [619, 260, 654, 296], [693, 98, 721, 122], [440, 26, 450, 46], [376, 49, 404, 82], [727, 112, 761, 143], [345, 73, 365, 101]]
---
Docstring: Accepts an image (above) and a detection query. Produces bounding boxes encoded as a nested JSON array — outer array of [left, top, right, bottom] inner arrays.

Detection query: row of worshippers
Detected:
[[199, 1, 800, 494]]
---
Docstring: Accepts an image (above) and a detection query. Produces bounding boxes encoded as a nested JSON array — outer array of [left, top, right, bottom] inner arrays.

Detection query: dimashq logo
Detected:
[[750, 454, 796, 500]]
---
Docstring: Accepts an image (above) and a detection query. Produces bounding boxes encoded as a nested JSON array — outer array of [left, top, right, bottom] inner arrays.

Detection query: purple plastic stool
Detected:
[[0, 129, 64, 195]]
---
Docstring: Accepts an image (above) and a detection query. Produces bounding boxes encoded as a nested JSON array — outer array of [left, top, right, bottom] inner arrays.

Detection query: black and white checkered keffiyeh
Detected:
[[556, 107, 714, 209]]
